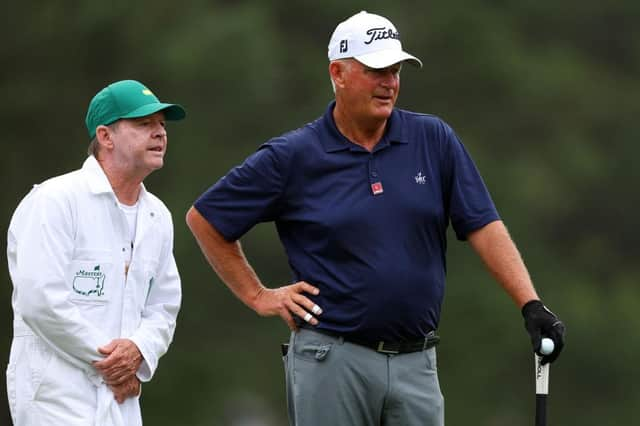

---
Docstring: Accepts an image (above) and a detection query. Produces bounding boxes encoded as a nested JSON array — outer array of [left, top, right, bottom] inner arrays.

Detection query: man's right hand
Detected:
[[252, 281, 322, 330], [110, 375, 141, 404], [186, 208, 323, 331]]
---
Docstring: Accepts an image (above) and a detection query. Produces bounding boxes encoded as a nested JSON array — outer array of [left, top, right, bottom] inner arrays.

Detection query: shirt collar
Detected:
[[82, 156, 148, 200], [319, 101, 408, 153]]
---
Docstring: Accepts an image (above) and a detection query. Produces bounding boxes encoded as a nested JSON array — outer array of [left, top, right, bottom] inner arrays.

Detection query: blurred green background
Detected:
[[2, 1, 638, 425]]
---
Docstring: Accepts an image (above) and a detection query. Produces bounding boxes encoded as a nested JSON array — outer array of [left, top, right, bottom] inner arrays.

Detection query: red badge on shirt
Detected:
[[371, 182, 384, 195]]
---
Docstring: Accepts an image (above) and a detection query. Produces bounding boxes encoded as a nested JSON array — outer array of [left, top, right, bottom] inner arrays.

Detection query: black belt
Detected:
[[306, 327, 440, 355]]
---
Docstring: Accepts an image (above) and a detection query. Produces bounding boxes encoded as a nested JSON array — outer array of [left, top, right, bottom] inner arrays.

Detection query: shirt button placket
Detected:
[[368, 155, 383, 195]]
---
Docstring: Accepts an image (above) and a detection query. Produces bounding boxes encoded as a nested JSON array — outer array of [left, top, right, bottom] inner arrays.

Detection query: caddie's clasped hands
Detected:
[[93, 338, 144, 403]]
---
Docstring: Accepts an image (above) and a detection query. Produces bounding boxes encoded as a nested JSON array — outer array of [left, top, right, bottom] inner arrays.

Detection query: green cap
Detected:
[[85, 80, 186, 139]]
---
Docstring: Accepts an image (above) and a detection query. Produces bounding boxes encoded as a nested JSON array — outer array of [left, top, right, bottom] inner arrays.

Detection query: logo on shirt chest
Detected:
[[72, 265, 106, 297], [414, 172, 427, 185], [371, 181, 384, 195]]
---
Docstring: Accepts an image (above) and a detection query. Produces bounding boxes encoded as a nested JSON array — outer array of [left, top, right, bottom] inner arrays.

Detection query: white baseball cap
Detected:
[[328, 11, 422, 69]]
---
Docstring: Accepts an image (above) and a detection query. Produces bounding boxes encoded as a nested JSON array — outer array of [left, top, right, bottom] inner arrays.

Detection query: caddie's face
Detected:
[[341, 59, 401, 121], [110, 111, 167, 174]]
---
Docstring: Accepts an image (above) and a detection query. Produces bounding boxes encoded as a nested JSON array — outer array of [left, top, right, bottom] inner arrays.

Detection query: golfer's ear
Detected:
[[329, 61, 347, 89]]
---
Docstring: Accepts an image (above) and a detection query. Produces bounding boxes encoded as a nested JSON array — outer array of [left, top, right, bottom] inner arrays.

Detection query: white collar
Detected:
[[81, 156, 148, 201]]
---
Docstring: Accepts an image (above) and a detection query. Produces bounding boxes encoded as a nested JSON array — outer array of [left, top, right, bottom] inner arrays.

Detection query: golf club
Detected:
[[535, 337, 554, 426]]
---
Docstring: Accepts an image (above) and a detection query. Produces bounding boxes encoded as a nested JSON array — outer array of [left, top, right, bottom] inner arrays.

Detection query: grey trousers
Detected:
[[284, 328, 444, 426]]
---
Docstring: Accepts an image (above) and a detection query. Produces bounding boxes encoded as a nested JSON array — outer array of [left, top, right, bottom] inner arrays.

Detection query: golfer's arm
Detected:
[[185, 206, 265, 310], [467, 220, 539, 308]]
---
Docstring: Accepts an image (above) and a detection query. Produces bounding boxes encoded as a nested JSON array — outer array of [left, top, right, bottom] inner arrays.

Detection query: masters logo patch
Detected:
[[72, 264, 106, 297]]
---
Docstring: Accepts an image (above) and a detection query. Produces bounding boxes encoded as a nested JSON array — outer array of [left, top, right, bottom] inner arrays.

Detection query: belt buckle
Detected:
[[376, 341, 399, 354]]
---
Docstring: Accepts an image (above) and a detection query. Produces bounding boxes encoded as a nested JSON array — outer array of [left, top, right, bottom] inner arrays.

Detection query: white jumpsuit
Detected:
[[6, 156, 181, 425]]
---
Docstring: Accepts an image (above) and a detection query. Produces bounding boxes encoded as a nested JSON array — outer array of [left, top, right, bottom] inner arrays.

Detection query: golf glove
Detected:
[[522, 299, 565, 365]]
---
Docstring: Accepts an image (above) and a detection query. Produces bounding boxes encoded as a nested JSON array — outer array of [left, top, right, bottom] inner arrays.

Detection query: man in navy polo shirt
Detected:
[[187, 10, 566, 426]]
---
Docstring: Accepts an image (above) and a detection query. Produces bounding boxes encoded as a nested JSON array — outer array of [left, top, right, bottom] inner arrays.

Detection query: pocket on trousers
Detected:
[[25, 336, 54, 400], [424, 347, 438, 371], [292, 333, 333, 362]]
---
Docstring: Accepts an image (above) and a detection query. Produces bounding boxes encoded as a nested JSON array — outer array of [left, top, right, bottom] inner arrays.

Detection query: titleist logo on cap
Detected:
[[327, 11, 423, 69], [364, 27, 400, 45]]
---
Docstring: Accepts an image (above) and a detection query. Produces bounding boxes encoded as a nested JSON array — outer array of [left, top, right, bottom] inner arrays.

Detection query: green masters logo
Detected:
[[72, 265, 106, 297]]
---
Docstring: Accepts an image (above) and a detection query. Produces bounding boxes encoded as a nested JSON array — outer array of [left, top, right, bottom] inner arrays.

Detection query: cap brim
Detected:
[[121, 103, 186, 121], [355, 50, 423, 69]]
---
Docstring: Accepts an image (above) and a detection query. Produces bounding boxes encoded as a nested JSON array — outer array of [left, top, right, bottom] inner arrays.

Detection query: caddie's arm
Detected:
[[127, 210, 181, 383], [186, 206, 320, 330], [11, 189, 110, 379]]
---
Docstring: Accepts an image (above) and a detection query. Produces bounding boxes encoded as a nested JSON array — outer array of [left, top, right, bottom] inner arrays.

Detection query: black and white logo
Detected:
[[340, 40, 348, 53], [364, 27, 400, 45]]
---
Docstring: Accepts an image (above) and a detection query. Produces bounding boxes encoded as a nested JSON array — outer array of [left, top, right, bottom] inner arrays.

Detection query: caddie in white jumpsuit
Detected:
[[6, 80, 186, 426]]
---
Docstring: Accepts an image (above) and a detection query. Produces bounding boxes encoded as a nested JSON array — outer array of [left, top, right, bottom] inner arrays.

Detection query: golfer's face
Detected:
[[344, 60, 401, 121]]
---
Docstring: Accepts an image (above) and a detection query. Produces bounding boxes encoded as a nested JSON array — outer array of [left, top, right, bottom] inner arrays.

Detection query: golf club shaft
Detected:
[[536, 394, 547, 426]]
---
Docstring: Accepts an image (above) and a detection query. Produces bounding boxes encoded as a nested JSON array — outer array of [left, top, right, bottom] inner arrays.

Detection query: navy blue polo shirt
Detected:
[[194, 101, 499, 343]]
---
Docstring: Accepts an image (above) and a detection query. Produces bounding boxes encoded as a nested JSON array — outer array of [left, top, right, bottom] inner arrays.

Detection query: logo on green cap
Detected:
[[85, 80, 186, 140]]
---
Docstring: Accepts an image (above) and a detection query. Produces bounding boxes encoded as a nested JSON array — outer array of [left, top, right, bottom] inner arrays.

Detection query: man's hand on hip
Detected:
[[253, 281, 322, 330], [93, 338, 143, 385]]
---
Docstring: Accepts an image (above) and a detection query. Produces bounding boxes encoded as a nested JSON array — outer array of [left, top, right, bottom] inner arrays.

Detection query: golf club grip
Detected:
[[535, 394, 547, 426], [535, 354, 550, 426]]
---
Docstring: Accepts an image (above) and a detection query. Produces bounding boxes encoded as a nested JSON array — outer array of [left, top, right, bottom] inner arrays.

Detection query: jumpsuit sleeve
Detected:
[[128, 211, 181, 382], [11, 187, 110, 381]]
